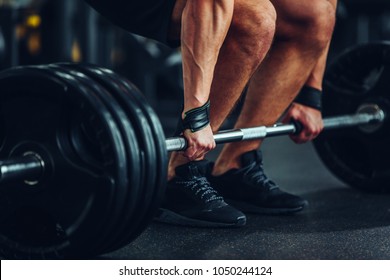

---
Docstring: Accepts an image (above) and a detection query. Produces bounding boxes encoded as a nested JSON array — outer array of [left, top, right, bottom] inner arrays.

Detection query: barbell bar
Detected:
[[0, 103, 385, 184], [165, 103, 386, 152]]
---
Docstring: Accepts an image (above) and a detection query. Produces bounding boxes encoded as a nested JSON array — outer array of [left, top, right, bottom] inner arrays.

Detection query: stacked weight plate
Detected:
[[0, 64, 167, 259], [56, 63, 168, 254], [313, 42, 390, 192]]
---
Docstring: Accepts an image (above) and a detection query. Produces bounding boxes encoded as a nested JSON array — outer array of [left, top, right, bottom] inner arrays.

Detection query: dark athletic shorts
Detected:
[[84, 0, 177, 47]]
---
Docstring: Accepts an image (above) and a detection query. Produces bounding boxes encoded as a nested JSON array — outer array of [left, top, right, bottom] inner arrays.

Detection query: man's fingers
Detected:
[[181, 125, 216, 160], [292, 123, 323, 143], [183, 142, 214, 161]]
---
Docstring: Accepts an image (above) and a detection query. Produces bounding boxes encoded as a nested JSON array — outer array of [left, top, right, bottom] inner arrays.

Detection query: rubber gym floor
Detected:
[[102, 106, 390, 260]]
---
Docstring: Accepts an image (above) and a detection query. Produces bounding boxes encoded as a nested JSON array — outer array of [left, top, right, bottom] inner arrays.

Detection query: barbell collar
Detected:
[[165, 104, 386, 152], [0, 153, 44, 185]]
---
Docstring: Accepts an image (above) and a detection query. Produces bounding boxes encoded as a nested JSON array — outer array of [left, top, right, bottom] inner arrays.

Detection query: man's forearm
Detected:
[[304, 42, 330, 90], [181, 0, 234, 115], [304, 0, 337, 90]]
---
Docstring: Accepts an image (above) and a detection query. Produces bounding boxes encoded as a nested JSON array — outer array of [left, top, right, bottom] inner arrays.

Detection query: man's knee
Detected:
[[230, 0, 276, 60], [304, 0, 336, 46], [275, 0, 336, 49]]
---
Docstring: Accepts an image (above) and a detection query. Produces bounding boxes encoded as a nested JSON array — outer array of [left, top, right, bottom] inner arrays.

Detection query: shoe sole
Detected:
[[154, 208, 246, 228], [227, 199, 309, 215]]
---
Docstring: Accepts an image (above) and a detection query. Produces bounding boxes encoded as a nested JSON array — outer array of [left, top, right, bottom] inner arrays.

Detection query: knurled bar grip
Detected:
[[165, 108, 386, 152]]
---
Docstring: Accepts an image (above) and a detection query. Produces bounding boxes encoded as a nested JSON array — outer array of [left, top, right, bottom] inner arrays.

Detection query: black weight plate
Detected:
[[69, 64, 159, 252], [49, 64, 141, 255], [54, 64, 143, 253], [313, 42, 390, 192], [0, 65, 125, 258], [99, 67, 168, 248]]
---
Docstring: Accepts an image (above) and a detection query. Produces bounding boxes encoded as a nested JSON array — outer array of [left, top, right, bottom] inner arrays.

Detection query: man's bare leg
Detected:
[[212, 0, 337, 175], [168, 0, 277, 180]]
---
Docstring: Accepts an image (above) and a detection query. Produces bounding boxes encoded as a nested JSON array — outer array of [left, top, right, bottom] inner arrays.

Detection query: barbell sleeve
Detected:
[[0, 154, 44, 184], [322, 110, 385, 129], [165, 105, 386, 152]]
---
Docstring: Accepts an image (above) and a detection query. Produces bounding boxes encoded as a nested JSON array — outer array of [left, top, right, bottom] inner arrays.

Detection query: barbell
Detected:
[[0, 42, 389, 259]]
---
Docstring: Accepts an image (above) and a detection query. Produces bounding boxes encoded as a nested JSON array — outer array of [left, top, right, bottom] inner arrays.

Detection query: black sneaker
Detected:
[[155, 160, 246, 227], [208, 150, 308, 214]]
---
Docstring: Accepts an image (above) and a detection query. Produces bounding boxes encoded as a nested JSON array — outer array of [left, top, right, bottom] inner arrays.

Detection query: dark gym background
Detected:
[[1, 0, 390, 259]]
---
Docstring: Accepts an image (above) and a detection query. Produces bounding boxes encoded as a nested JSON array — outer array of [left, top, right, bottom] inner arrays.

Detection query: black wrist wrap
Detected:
[[294, 86, 322, 111], [173, 100, 211, 136]]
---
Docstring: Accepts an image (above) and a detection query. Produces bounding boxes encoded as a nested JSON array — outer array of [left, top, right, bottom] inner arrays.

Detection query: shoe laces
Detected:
[[241, 161, 278, 190], [178, 177, 223, 203]]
